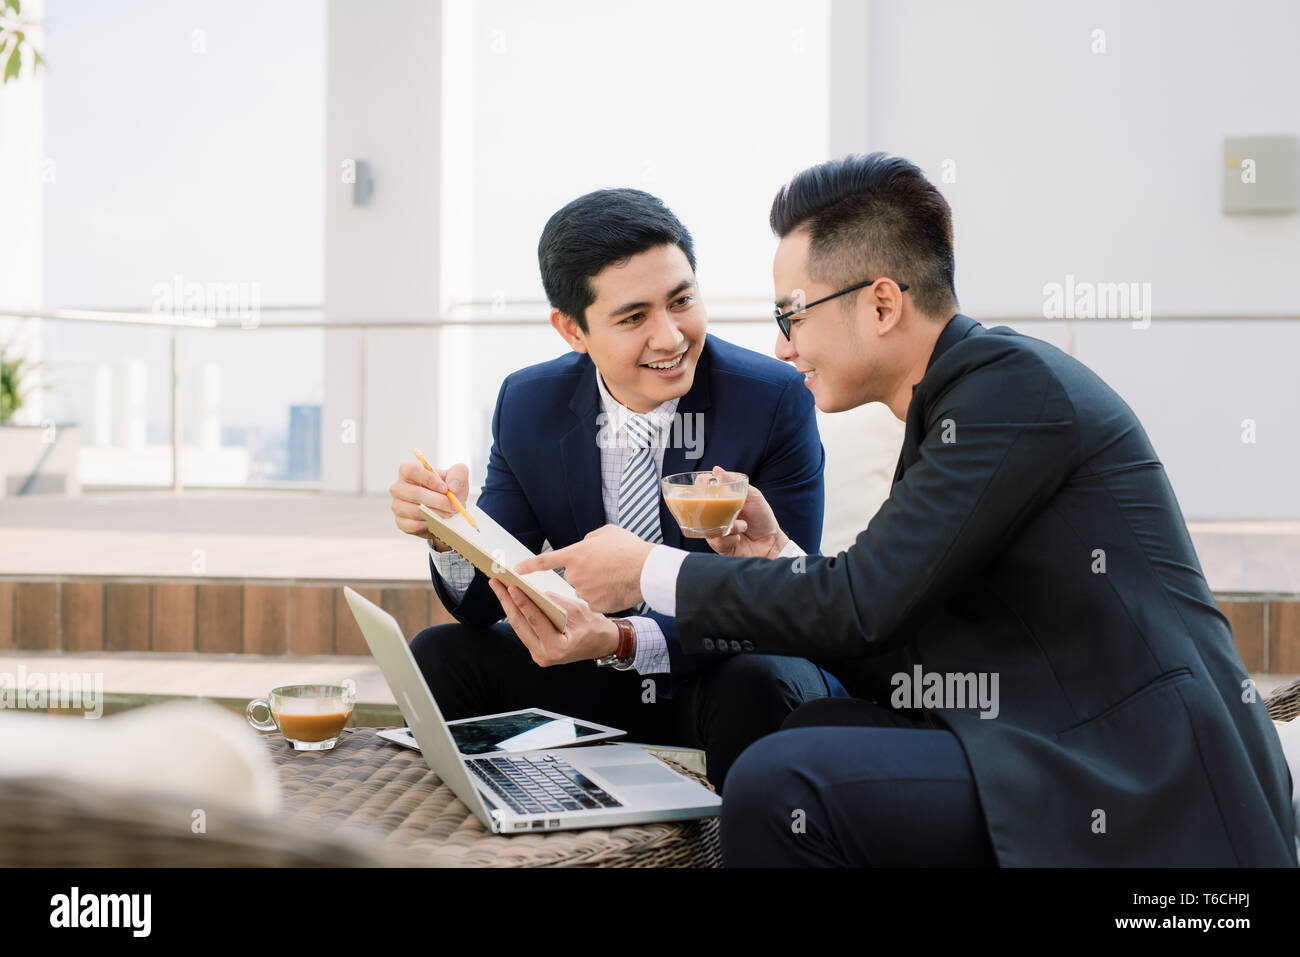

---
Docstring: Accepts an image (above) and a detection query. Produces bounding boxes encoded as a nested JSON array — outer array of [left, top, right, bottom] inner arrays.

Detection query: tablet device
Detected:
[[377, 707, 626, 756]]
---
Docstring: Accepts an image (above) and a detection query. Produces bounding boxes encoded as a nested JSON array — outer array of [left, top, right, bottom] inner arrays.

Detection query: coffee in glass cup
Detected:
[[246, 683, 356, 751], [661, 470, 749, 538]]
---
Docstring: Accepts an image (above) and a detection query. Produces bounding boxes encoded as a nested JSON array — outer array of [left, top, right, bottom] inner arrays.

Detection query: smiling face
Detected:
[[771, 229, 880, 413], [551, 243, 707, 413]]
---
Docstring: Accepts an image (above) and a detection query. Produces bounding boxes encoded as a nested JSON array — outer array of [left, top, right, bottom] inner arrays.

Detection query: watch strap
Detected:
[[595, 618, 636, 668]]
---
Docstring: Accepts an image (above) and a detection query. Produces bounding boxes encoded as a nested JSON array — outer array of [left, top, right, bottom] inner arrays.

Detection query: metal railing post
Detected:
[[357, 329, 366, 495], [171, 330, 182, 493]]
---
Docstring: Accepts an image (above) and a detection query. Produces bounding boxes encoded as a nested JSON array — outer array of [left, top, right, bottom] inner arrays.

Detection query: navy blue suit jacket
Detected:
[[429, 333, 825, 696]]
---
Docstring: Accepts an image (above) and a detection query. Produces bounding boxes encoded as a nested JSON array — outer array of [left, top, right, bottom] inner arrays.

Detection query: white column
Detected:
[[322, 0, 475, 493], [192, 361, 221, 450], [114, 359, 148, 450], [437, 0, 475, 473], [86, 363, 112, 446]]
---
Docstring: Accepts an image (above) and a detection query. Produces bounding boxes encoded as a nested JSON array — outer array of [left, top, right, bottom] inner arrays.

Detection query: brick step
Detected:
[[1215, 597, 1300, 673], [0, 577, 453, 657], [4, 575, 1300, 674]]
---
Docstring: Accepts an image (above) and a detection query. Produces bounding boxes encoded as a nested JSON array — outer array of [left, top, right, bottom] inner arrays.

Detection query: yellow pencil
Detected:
[[413, 448, 480, 531]]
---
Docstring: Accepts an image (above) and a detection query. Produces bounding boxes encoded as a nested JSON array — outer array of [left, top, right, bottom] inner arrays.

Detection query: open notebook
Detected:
[[419, 502, 576, 630]]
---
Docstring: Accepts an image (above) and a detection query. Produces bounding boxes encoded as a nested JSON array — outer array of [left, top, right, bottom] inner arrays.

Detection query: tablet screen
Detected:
[[446, 709, 619, 755]]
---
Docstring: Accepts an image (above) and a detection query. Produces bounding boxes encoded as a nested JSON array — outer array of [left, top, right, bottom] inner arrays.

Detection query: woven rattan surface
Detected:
[[1266, 677, 1300, 723], [0, 773, 403, 867], [270, 727, 722, 867], [5, 682, 1292, 868]]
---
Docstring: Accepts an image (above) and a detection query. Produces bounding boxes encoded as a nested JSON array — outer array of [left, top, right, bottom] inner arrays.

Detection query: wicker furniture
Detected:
[[1267, 676, 1300, 723], [3, 678, 1299, 867], [0, 767, 403, 868], [0, 728, 721, 867], [269, 727, 721, 866]]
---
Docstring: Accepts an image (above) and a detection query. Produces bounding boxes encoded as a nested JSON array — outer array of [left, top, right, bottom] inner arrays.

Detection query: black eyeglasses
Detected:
[[773, 278, 909, 340]]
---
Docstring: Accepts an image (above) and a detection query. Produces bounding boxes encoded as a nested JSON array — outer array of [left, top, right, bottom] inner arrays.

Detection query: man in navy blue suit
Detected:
[[389, 188, 832, 790]]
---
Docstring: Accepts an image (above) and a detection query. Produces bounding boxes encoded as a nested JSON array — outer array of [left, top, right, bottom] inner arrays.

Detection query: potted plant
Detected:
[[0, 338, 78, 497], [1, 340, 43, 423], [0, 0, 46, 84], [1, 2, 66, 496]]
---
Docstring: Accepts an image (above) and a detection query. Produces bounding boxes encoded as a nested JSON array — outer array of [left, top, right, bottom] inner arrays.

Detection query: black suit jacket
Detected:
[[430, 333, 826, 697], [672, 314, 1297, 866]]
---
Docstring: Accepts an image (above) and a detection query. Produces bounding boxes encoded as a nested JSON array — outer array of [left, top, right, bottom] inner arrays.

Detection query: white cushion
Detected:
[[1273, 718, 1300, 861], [0, 700, 280, 815]]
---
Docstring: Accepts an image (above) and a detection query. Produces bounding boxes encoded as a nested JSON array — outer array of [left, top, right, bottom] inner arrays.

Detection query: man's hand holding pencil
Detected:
[[389, 451, 474, 549]]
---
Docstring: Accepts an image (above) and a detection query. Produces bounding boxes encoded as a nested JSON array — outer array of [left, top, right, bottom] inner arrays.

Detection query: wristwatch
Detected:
[[595, 618, 637, 669]]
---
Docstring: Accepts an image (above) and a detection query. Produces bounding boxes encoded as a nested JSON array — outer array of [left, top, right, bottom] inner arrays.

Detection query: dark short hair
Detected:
[[538, 188, 697, 333], [769, 153, 958, 319]]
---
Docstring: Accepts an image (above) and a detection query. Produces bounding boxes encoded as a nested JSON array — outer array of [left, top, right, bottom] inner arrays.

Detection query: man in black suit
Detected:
[[511, 154, 1298, 866]]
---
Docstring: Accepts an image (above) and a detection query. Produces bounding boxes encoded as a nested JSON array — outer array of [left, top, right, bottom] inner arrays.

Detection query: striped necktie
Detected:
[[617, 413, 663, 615], [617, 413, 664, 545]]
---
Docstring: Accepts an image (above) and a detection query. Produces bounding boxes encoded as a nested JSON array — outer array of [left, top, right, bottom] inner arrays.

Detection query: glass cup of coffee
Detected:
[[661, 470, 749, 538], [246, 683, 356, 751]]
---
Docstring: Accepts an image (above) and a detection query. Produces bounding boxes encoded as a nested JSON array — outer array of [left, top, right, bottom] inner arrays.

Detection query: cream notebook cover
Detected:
[[419, 502, 576, 630]]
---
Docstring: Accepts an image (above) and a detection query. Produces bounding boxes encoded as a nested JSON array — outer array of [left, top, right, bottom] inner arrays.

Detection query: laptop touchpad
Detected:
[[596, 763, 685, 787]]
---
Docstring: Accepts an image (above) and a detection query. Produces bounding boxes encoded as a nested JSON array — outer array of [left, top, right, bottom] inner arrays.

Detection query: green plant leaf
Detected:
[[5, 1, 21, 15], [3, 42, 19, 83]]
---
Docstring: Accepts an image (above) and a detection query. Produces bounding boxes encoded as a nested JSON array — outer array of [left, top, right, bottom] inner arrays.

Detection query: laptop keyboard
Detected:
[[468, 753, 623, 816]]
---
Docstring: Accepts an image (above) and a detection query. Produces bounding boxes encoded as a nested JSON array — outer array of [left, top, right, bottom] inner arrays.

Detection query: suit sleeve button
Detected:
[[701, 638, 715, 651], [729, 639, 742, 652], [741, 640, 754, 651]]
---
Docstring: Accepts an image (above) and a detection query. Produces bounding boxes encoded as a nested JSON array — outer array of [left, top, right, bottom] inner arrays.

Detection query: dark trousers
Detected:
[[721, 697, 998, 866], [408, 621, 830, 792]]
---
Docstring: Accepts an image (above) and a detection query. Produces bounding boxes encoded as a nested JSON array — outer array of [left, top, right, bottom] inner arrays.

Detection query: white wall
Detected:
[[314, 0, 1298, 532], [863, 0, 1300, 518], [459, 0, 833, 486], [468, 0, 831, 303]]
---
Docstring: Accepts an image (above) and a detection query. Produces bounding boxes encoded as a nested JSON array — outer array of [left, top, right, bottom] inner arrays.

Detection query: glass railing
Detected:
[[3, 307, 325, 491], [5, 307, 1299, 531], [0, 303, 782, 494]]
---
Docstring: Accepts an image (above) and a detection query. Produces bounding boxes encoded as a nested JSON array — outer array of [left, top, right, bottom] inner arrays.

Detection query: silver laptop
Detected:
[[342, 587, 721, 834]]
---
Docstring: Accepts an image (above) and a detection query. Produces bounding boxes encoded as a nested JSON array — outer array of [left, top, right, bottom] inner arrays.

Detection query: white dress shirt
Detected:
[[429, 370, 678, 674], [640, 538, 806, 617]]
